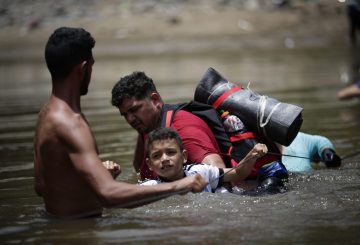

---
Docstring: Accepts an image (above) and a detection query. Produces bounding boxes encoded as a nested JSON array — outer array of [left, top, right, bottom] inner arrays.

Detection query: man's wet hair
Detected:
[[45, 27, 95, 80], [111, 71, 158, 107], [146, 128, 183, 157]]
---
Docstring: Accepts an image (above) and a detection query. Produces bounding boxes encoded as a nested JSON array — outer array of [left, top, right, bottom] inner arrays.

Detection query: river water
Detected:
[[0, 46, 359, 244]]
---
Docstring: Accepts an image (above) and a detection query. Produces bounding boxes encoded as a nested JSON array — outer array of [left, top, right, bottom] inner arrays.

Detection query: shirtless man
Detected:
[[33, 27, 207, 218]]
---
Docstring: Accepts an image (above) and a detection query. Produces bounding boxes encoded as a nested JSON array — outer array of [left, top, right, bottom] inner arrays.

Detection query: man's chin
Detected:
[[134, 128, 145, 134], [80, 89, 88, 96], [134, 126, 150, 134]]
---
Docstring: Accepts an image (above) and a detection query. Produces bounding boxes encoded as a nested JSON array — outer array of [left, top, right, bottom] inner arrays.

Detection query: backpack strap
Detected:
[[165, 110, 174, 128], [160, 103, 188, 128]]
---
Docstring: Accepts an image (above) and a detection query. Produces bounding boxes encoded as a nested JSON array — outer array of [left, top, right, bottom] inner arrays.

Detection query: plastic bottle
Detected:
[[220, 111, 245, 133]]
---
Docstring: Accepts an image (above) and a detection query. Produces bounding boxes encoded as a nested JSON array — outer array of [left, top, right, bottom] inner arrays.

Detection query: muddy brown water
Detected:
[[0, 46, 359, 244]]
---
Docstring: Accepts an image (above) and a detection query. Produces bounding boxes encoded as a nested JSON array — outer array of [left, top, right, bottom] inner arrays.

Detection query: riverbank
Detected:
[[0, 0, 350, 60]]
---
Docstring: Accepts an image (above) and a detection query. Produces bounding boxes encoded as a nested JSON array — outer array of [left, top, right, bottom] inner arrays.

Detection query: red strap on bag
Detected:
[[165, 110, 174, 127], [212, 86, 241, 110], [229, 132, 257, 142]]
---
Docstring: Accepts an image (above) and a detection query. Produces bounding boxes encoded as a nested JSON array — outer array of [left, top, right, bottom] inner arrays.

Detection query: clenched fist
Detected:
[[102, 160, 121, 179]]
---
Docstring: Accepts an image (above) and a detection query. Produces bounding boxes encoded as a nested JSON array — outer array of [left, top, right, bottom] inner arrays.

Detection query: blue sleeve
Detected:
[[310, 134, 335, 158], [282, 132, 334, 172]]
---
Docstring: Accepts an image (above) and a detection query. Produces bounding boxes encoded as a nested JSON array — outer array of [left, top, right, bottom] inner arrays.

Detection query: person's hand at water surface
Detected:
[[102, 160, 121, 179]]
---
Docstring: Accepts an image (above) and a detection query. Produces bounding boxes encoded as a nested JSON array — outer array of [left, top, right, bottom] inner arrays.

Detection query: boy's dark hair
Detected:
[[111, 71, 158, 107], [146, 128, 183, 157], [45, 27, 95, 80]]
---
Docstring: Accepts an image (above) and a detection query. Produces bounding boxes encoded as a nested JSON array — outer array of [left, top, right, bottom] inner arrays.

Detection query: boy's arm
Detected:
[[222, 143, 268, 182], [202, 153, 226, 168]]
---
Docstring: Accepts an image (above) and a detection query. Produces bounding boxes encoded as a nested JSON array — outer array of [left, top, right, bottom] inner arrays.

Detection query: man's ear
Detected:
[[81, 60, 88, 70], [182, 149, 188, 164], [150, 92, 162, 109], [146, 157, 153, 171], [75, 60, 88, 78]]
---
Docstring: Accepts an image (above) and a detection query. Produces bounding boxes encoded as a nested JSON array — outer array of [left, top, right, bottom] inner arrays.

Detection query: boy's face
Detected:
[[146, 138, 187, 181]]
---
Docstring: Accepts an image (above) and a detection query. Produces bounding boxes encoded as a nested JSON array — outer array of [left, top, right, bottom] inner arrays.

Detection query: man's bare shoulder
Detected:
[[37, 98, 88, 140]]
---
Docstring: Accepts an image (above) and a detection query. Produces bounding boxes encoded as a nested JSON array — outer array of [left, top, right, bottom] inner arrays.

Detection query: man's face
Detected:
[[146, 138, 187, 181], [118, 94, 162, 134], [80, 57, 94, 96]]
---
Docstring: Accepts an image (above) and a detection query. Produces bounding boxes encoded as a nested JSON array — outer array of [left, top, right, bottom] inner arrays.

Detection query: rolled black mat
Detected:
[[194, 67, 303, 146]]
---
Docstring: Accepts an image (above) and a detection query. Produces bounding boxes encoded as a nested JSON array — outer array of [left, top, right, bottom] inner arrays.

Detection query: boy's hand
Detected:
[[250, 143, 268, 159], [102, 160, 121, 179], [229, 143, 269, 182]]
